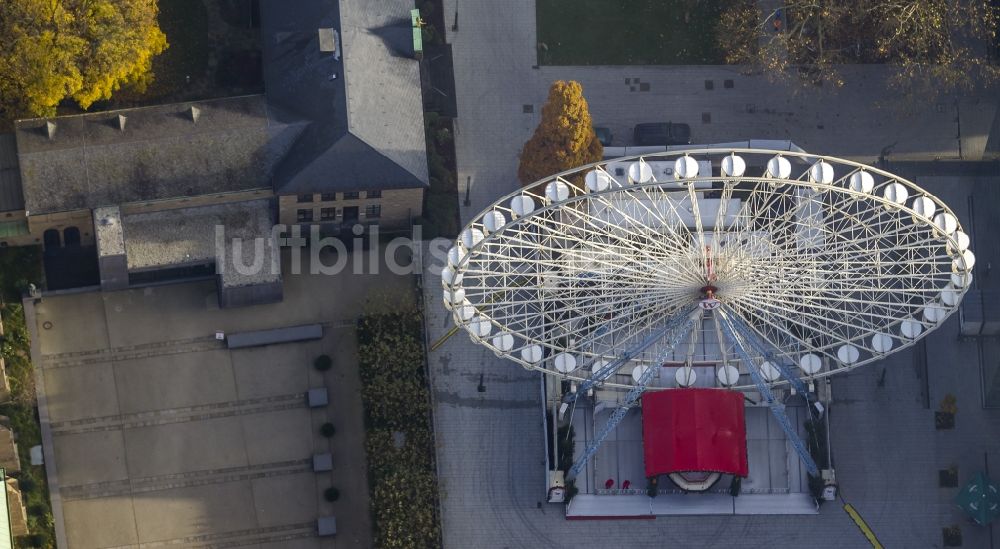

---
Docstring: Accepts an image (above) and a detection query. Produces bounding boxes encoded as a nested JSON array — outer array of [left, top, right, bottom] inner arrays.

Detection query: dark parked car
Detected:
[[633, 122, 691, 146], [593, 126, 613, 146]]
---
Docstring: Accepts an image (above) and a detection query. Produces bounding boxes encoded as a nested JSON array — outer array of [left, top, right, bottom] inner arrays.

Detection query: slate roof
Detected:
[[14, 96, 285, 215], [11, 0, 427, 215], [262, 0, 428, 193]]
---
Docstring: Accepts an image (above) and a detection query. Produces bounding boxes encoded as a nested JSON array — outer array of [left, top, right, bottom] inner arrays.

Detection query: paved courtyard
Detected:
[[27, 248, 414, 548], [426, 0, 1000, 547]]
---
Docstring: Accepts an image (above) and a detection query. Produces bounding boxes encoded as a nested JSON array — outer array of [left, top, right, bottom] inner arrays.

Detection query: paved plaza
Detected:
[[427, 0, 1000, 547], [27, 249, 414, 548]]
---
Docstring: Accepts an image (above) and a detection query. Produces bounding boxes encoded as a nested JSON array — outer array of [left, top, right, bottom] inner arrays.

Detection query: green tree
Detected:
[[0, 0, 168, 120], [517, 80, 603, 186], [716, 0, 1000, 97]]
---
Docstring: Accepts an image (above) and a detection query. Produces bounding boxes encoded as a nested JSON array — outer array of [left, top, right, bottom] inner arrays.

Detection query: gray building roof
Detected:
[[15, 96, 284, 215], [10, 0, 427, 215], [0, 134, 24, 212], [122, 200, 279, 288], [262, 0, 429, 193]]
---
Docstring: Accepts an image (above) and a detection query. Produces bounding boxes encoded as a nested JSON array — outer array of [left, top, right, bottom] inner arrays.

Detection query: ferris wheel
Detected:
[[441, 148, 974, 476], [444, 148, 972, 389]]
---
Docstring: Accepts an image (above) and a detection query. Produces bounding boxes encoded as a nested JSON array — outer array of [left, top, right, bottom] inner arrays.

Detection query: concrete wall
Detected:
[[217, 278, 284, 309], [98, 255, 129, 291], [25, 209, 94, 248], [119, 188, 273, 216], [277, 188, 423, 232]]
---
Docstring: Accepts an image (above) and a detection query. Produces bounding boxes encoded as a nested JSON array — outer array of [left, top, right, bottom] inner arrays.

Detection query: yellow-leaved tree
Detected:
[[0, 0, 168, 120], [517, 80, 603, 187]]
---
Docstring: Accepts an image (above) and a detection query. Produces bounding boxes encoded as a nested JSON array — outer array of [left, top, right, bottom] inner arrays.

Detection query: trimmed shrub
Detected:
[[324, 487, 340, 502], [314, 355, 333, 371], [320, 422, 336, 438]]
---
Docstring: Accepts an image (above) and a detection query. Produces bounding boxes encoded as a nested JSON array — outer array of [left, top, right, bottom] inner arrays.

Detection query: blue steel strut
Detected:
[[566, 303, 700, 404], [716, 308, 819, 477], [567, 307, 702, 481]]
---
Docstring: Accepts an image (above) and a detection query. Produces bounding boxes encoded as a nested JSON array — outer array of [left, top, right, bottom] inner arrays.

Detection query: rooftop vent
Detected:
[[318, 28, 336, 52], [45, 121, 56, 140], [189, 106, 201, 123], [116, 114, 127, 132]]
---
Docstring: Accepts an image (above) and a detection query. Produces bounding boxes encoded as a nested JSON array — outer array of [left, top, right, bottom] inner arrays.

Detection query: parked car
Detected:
[[633, 122, 691, 146], [593, 126, 613, 147]]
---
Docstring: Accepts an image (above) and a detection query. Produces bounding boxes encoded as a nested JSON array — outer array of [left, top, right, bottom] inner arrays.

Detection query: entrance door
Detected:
[[43, 229, 61, 249], [64, 226, 81, 247]]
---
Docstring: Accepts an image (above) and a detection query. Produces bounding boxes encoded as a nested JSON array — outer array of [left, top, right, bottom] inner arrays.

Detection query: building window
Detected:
[[343, 191, 360, 200], [321, 207, 337, 221], [321, 193, 336, 202], [297, 194, 314, 203], [366, 190, 382, 199], [365, 204, 381, 219], [297, 208, 314, 222]]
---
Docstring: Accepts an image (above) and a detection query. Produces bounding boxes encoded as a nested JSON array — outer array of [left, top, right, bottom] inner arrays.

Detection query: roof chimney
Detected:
[[116, 114, 127, 132], [46, 121, 57, 140], [189, 106, 201, 123]]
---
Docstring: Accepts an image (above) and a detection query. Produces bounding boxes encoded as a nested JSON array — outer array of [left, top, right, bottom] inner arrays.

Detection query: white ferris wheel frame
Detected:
[[442, 148, 974, 391]]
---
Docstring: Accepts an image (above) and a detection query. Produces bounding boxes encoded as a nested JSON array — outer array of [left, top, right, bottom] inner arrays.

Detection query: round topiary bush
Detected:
[[314, 355, 333, 371], [324, 487, 340, 502], [320, 422, 336, 438]]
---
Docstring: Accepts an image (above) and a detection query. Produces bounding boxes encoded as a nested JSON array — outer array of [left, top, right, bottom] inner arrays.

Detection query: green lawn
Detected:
[[536, 0, 725, 65]]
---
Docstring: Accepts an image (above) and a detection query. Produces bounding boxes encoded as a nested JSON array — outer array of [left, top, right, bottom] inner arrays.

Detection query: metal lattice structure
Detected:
[[444, 148, 975, 479], [443, 149, 974, 392], [442, 149, 975, 389]]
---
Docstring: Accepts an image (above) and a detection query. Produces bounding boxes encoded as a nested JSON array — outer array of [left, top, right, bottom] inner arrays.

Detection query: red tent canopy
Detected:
[[641, 387, 748, 478]]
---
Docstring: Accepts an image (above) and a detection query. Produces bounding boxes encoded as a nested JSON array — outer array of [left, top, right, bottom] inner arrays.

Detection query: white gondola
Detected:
[[510, 195, 536, 218], [545, 181, 570, 203], [836, 345, 860, 365], [460, 227, 484, 250], [481, 210, 507, 234], [674, 156, 699, 180], [521, 345, 543, 364], [799, 354, 822, 375], [848, 170, 874, 195], [628, 160, 654, 184], [553, 353, 578, 373], [882, 182, 908, 207], [721, 154, 746, 178], [900, 318, 924, 339], [585, 169, 614, 193], [765, 155, 791, 180], [871, 333, 894, 353], [675, 366, 697, 387], [717, 365, 740, 386], [911, 196, 936, 220], [759, 361, 781, 382], [934, 212, 958, 235], [491, 332, 515, 353]]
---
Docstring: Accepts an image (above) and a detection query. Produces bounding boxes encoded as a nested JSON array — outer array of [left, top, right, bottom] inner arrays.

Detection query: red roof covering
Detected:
[[641, 388, 748, 478]]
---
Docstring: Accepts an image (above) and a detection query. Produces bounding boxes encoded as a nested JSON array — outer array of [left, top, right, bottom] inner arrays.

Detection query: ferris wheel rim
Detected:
[[444, 148, 973, 391]]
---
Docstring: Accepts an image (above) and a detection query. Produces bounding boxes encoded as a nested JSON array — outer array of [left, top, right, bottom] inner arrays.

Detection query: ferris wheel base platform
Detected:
[[565, 493, 818, 519]]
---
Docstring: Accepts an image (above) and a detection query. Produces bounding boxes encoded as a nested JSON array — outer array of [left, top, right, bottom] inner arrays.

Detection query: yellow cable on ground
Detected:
[[429, 325, 460, 352], [843, 503, 884, 549]]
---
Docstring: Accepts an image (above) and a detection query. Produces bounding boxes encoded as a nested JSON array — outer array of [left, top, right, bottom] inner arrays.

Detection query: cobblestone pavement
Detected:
[[428, 1, 1000, 547]]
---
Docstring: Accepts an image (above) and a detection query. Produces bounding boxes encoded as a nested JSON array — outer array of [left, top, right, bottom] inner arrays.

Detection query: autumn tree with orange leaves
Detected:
[[518, 80, 603, 187]]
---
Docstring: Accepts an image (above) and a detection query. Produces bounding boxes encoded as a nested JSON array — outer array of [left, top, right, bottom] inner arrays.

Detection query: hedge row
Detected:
[[357, 310, 440, 549]]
